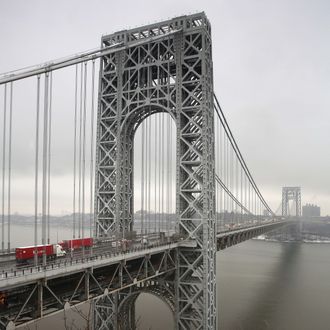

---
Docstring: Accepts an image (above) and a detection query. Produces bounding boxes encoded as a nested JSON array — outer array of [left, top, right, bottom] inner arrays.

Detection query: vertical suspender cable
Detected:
[[78, 63, 83, 238], [154, 114, 157, 233], [221, 121, 224, 229], [245, 169, 248, 221], [161, 113, 164, 233], [34, 76, 41, 266], [216, 117, 219, 231], [1, 84, 7, 252], [230, 139, 233, 218], [165, 113, 168, 235], [236, 156, 238, 224], [243, 169, 246, 219], [169, 115, 172, 235], [220, 124, 223, 229], [42, 72, 49, 266], [145, 117, 148, 235], [73, 65, 78, 241], [249, 175, 251, 218], [7, 82, 13, 251], [249, 178, 251, 218], [141, 121, 145, 235], [223, 131, 226, 225], [166, 115, 169, 236], [255, 189, 257, 222], [230, 144, 233, 221], [158, 114, 161, 233], [217, 118, 220, 230], [148, 114, 151, 234], [47, 72, 53, 244], [227, 135, 229, 223], [82, 62, 88, 256], [240, 165, 243, 224], [145, 116, 149, 234], [226, 139, 231, 220], [221, 125, 224, 228], [219, 119, 222, 230], [226, 132, 229, 223], [216, 118, 218, 230], [224, 134, 227, 221], [90, 60, 95, 244], [233, 148, 236, 222]]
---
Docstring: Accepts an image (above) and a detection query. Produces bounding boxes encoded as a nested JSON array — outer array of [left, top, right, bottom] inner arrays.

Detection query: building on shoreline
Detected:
[[302, 204, 321, 217]]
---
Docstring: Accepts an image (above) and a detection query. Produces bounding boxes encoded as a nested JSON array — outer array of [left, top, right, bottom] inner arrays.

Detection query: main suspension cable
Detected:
[[214, 95, 274, 216]]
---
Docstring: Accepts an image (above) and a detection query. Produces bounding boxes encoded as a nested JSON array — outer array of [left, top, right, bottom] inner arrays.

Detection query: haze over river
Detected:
[[9, 224, 330, 330]]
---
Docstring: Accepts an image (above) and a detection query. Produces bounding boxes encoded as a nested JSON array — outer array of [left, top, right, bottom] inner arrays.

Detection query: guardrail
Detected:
[[0, 221, 289, 282], [0, 239, 179, 282]]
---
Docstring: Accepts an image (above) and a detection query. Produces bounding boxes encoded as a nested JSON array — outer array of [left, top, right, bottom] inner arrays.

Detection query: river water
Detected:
[[9, 224, 330, 330], [136, 240, 330, 330]]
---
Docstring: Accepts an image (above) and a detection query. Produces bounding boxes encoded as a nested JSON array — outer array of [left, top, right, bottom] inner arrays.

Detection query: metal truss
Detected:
[[282, 187, 301, 217], [0, 249, 176, 329], [94, 12, 216, 329], [94, 279, 175, 330], [216, 221, 290, 250]]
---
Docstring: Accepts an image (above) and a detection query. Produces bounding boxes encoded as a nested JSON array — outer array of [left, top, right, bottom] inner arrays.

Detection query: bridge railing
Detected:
[[0, 238, 180, 282], [0, 220, 289, 282]]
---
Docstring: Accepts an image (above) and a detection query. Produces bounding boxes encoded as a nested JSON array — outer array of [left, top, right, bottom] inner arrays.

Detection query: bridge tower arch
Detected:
[[94, 282, 175, 330], [94, 12, 216, 329], [282, 187, 301, 217]]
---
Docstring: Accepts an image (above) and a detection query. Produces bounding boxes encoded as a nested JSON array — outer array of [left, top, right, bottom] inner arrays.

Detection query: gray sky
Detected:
[[0, 0, 329, 215]]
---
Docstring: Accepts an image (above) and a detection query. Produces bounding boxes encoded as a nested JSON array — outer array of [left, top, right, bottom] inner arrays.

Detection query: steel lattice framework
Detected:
[[94, 12, 216, 329]]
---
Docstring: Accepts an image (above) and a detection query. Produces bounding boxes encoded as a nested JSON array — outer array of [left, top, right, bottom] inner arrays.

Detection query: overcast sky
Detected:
[[0, 0, 329, 215]]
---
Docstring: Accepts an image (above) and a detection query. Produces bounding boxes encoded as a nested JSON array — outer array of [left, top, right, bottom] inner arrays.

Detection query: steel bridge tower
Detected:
[[94, 12, 216, 329], [282, 187, 301, 217]]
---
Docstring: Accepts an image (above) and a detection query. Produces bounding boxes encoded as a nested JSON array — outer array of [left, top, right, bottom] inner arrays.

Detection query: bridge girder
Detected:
[[0, 221, 291, 329]]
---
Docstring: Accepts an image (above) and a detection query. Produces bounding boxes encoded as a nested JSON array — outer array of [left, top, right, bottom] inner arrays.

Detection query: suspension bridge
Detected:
[[0, 12, 293, 330]]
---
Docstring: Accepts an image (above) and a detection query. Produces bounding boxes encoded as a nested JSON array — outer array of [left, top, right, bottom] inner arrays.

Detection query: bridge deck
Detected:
[[0, 220, 290, 328]]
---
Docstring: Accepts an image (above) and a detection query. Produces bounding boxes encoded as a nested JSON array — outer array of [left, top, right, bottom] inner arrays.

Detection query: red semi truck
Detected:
[[59, 238, 93, 251], [15, 244, 66, 263]]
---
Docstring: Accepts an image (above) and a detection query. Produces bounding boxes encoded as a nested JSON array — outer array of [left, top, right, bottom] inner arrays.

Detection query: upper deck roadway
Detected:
[[0, 219, 289, 329]]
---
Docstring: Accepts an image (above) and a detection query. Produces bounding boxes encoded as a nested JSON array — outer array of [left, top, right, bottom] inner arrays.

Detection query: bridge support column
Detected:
[[172, 15, 216, 330], [93, 291, 119, 330], [118, 302, 136, 330], [36, 280, 43, 318], [85, 269, 90, 300], [94, 12, 216, 330]]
